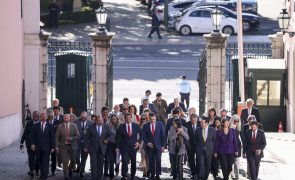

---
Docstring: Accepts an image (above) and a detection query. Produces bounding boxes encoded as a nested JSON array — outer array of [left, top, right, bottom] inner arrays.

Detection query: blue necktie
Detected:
[[97, 126, 101, 136]]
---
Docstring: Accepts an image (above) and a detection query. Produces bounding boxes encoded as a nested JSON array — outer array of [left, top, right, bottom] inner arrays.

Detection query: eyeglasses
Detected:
[[123, 108, 128, 110], [234, 120, 239, 122], [141, 118, 146, 120]]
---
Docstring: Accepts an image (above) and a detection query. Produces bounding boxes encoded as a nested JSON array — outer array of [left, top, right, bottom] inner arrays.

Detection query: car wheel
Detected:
[[222, 26, 234, 35], [180, 25, 191, 36], [243, 21, 250, 31]]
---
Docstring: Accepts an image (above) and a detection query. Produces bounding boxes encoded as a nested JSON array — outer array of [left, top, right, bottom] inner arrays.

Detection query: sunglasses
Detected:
[[141, 118, 146, 120]]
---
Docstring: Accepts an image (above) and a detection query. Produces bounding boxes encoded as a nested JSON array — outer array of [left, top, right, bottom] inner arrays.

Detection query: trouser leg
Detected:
[[121, 152, 128, 177], [147, 149, 156, 177], [130, 150, 137, 177], [155, 26, 161, 38], [155, 149, 162, 176], [51, 151, 57, 173], [61, 147, 70, 177], [27, 145, 35, 171], [90, 152, 98, 179], [247, 152, 257, 180], [187, 150, 197, 176], [80, 148, 88, 173]]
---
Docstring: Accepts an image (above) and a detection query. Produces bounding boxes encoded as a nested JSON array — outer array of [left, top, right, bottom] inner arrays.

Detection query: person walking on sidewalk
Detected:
[[20, 111, 40, 177], [55, 114, 80, 180], [148, 9, 162, 39], [30, 112, 55, 180], [178, 75, 191, 109], [243, 120, 266, 180]]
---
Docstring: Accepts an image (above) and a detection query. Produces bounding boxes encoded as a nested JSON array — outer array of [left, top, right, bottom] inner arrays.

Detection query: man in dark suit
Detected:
[[142, 113, 166, 180], [165, 109, 186, 139], [84, 115, 111, 180], [139, 97, 158, 115], [30, 112, 55, 180], [74, 111, 93, 177], [152, 92, 168, 127], [195, 116, 216, 180], [20, 111, 40, 177], [52, 106, 64, 168], [243, 120, 266, 180], [241, 98, 261, 124], [116, 113, 142, 180], [185, 113, 199, 179], [166, 98, 187, 116], [148, 9, 162, 39]]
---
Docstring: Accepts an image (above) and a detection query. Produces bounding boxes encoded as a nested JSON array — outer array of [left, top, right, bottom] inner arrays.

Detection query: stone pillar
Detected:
[[269, 32, 284, 59], [203, 32, 229, 111], [89, 31, 115, 115], [73, 0, 82, 12]]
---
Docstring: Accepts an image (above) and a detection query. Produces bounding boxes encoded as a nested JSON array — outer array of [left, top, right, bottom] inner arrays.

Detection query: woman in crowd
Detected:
[[230, 114, 242, 179], [207, 106, 217, 125], [111, 104, 122, 116], [176, 107, 188, 121], [167, 119, 189, 180], [214, 118, 238, 180], [211, 116, 222, 178], [107, 114, 120, 179], [129, 104, 140, 123], [138, 113, 149, 177], [69, 113, 76, 123]]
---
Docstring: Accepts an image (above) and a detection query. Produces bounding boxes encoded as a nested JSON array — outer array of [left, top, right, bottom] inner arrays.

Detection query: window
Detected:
[[201, 10, 211, 18], [256, 80, 281, 106], [189, 11, 201, 17], [67, 63, 75, 78]]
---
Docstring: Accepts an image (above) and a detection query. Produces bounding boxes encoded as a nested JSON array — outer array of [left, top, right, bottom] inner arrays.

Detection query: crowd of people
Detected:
[[20, 93, 266, 180]]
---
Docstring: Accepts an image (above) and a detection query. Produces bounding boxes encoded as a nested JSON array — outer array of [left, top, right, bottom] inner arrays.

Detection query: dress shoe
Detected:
[[156, 175, 161, 180], [121, 177, 127, 180], [28, 171, 34, 177], [130, 175, 135, 180], [79, 172, 84, 177], [51, 171, 56, 176], [35, 171, 40, 176], [148, 35, 152, 39]]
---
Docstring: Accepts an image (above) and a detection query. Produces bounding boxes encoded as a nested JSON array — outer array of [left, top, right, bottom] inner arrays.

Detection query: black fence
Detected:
[[198, 42, 272, 115]]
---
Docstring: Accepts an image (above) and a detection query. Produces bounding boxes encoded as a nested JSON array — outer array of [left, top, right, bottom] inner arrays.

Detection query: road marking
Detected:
[[114, 66, 197, 70], [114, 60, 197, 63]]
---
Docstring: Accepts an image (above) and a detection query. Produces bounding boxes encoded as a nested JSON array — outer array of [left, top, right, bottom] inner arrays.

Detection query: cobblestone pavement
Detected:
[[1, 133, 294, 180]]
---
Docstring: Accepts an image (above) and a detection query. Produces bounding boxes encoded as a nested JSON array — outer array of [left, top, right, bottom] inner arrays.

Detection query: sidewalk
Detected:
[[0, 133, 292, 180]]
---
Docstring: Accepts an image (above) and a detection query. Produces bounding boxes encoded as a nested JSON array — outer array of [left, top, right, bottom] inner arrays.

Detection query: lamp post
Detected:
[[211, 5, 223, 33], [95, 7, 108, 32], [277, 8, 294, 37]]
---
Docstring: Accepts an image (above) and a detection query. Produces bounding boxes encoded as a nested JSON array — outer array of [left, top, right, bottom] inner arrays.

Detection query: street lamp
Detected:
[[211, 5, 223, 32], [277, 8, 295, 37], [95, 7, 108, 31]]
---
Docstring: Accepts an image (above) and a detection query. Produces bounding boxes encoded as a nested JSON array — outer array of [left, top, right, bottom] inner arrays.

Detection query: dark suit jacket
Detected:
[[165, 118, 186, 138], [241, 107, 260, 124], [116, 122, 142, 153], [185, 121, 198, 150], [74, 119, 93, 145], [195, 126, 216, 155], [20, 120, 38, 146], [243, 129, 266, 158], [151, 13, 160, 27], [152, 99, 168, 121], [139, 103, 158, 115], [241, 123, 264, 143], [142, 121, 166, 150], [53, 116, 64, 132], [84, 123, 112, 155], [166, 102, 187, 115], [31, 122, 55, 151]]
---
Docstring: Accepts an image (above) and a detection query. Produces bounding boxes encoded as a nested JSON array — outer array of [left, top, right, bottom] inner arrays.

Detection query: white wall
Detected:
[[0, 113, 22, 149]]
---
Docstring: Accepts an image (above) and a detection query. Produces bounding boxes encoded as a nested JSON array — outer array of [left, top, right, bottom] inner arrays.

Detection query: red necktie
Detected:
[[152, 123, 155, 136], [252, 131, 256, 142], [128, 124, 131, 137]]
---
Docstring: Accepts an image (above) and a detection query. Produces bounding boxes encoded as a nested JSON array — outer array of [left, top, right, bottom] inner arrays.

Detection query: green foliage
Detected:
[[41, 9, 96, 26]]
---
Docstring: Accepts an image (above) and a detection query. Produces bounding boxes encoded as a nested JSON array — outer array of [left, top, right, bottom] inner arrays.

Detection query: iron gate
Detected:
[[48, 41, 113, 114], [198, 43, 272, 115]]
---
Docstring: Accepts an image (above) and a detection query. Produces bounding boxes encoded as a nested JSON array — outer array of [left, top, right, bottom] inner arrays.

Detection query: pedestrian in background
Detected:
[[230, 114, 242, 179], [48, 0, 59, 29], [214, 118, 238, 180], [148, 9, 162, 39], [241, 98, 261, 124], [243, 120, 266, 180], [20, 111, 40, 177], [167, 119, 189, 180], [178, 75, 191, 109]]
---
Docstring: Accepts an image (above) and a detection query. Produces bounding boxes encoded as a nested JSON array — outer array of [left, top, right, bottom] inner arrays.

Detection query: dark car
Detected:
[[199, 5, 260, 31]]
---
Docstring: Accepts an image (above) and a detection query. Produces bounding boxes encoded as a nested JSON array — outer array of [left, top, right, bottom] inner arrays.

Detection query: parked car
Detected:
[[157, 0, 201, 21], [191, 0, 258, 14], [198, 5, 260, 31], [175, 7, 238, 35]]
